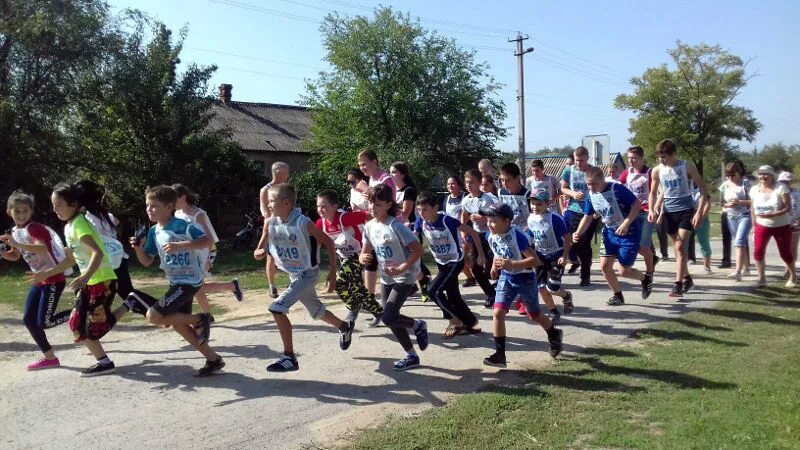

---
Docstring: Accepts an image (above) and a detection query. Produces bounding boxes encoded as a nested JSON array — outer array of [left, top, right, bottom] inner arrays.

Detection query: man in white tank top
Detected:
[[647, 139, 708, 298], [257, 161, 290, 299]]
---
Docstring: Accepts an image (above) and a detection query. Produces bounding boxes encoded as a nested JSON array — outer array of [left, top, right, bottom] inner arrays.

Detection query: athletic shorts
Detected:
[[600, 231, 640, 267], [151, 284, 200, 315], [268, 267, 327, 319], [663, 209, 695, 236], [535, 258, 564, 292], [494, 273, 540, 315], [69, 280, 117, 342]]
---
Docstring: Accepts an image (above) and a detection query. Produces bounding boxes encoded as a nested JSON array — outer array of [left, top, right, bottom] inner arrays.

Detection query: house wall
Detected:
[[245, 151, 313, 178]]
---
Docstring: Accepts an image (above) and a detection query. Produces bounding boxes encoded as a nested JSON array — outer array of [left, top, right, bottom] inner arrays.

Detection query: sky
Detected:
[[107, 0, 800, 155]]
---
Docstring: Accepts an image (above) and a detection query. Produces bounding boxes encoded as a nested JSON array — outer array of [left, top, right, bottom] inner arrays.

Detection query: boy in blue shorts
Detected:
[[480, 203, 563, 368], [573, 167, 653, 306], [255, 184, 354, 373], [129, 185, 225, 377], [527, 190, 574, 323]]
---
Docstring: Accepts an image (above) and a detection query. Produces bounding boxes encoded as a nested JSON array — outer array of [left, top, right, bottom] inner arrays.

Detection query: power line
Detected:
[[188, 47, 325, 70], [216, 66, 308, 80], [530, 37, 630, 78]]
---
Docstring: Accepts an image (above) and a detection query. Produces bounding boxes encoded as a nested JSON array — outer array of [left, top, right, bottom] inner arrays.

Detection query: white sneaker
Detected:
[[743, 268, 752, 277], [728, 271, 741, 281], [704, 266, 712, 274], [756, 279, 768, 288], [786, 280, 797, 288]]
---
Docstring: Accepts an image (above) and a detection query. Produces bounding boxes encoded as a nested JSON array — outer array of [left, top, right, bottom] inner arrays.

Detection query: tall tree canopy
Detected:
[[301, 7, 507, 187], [615, 42, 760, 175]]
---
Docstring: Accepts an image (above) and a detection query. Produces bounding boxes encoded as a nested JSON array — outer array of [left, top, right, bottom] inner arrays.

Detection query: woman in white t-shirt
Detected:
[[720, 162, 752, 280], [749, 166, 795, 287]]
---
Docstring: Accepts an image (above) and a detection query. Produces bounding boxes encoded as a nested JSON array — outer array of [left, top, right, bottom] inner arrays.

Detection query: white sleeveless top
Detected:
[[268, 208, 317, 274], [590, 186, 626, 229], [175, 208, 219, 243], [659, 160, 694, 212], [527, 213, 562, 259]]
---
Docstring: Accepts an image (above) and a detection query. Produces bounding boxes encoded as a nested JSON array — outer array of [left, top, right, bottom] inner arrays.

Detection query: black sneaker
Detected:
[[653, 255, 660, 268], [548, 328, 563, 358], [483, 352, 507, 368], [579, 279, 591, 287], [414, 320, 429, 351], [642, 274, 654, 300], [123, 293, 155, 317], [607, 294, 625, 306], [195, 313, 211, 346], [550, 310, 561, 325], [232, 278, 243, 302], [196, 356, 225, 377], [567, 262, 581, 275], [270, 286, 279, 299], [462, 278, 477, 288], [682, 276, 694, 294], [669, 282, 683, 298], [81, 361, 116, 377], [483, 297, 494, 309], [562, 291, 574, 315], [267, 355, 299, 372], [339, 320, 355, 351], [717, 261, 732, 269]]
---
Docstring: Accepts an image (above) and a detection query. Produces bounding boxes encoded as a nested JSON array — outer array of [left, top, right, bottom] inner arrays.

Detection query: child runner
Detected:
[[256, 184, 355, 372], [315, 190, 383, 324], [648, 139, 708, 297], [480, 203, 563, 367], [414, 191, 483, 338], [527, 190, 575, 323], [360, 183, 429, 371], [258, 162, 290, 299], [461, 169, 498, 309], [526, 159, 562, 215], [575, 167, 653, 305], [443, 176, 476, 288], [50, 181, 142, 376], [1, 192, 71, 370], [498, 162, 533, 315], [357, 149, 396, 322], [128, 185, 227, 376], [172, 183, 243, 319]]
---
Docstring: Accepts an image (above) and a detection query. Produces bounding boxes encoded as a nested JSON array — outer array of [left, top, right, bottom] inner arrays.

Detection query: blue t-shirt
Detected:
[[561, 166, 590, 214], [414, 213, 463, 265], [485, 228, 535, 281], [527, 212, 568, 261], [144, 217, 206, 286], [584, 182, 640, 242]]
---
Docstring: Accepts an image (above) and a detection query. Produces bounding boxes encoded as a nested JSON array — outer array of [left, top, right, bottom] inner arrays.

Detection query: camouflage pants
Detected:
[[336, 256, 383, 317]]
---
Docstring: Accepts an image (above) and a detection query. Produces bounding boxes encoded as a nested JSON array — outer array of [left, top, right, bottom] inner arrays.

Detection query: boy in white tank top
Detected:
[[255, 184, 355, 372]]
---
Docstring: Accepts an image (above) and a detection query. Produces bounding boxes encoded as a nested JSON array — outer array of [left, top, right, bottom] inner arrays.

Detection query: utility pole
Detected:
[[510, 33, 533, 176]]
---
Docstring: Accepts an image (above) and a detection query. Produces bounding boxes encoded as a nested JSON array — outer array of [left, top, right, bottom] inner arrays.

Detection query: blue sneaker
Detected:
[[414, 320, 429, 351], [393, 354, 420, 371], [232, 278, 243, 302]]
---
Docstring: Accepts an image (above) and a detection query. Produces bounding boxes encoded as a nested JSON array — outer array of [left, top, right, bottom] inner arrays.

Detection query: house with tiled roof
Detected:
[[207, 84, 314, 176], [526, 152, 627, 179]]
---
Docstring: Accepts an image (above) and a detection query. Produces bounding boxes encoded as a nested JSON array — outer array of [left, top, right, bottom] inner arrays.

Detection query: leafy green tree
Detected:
[[0, 0, 116, 200], [73, 13, 260, 215], [615, 42, 761, 175], [301, 7, 506, 188]]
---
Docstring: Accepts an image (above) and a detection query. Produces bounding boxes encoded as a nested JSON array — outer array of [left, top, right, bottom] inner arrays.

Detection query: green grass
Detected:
[[345, 286, 800, 449]]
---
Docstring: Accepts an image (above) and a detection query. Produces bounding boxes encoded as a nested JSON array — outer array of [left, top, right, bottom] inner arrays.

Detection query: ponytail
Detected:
[[53, 180, 114, 227]]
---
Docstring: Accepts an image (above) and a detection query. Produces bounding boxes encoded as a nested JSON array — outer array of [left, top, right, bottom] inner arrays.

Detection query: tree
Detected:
[[0, 0, 116, 200], [72, 13, 260, 215], [530, 145, 574, 157], [615, 42, 761, 175], [301, 7, 506, 188]]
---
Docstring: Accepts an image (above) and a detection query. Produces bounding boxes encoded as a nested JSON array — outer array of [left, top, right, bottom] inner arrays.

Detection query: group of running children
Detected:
[[1, 138, 709, 376]]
